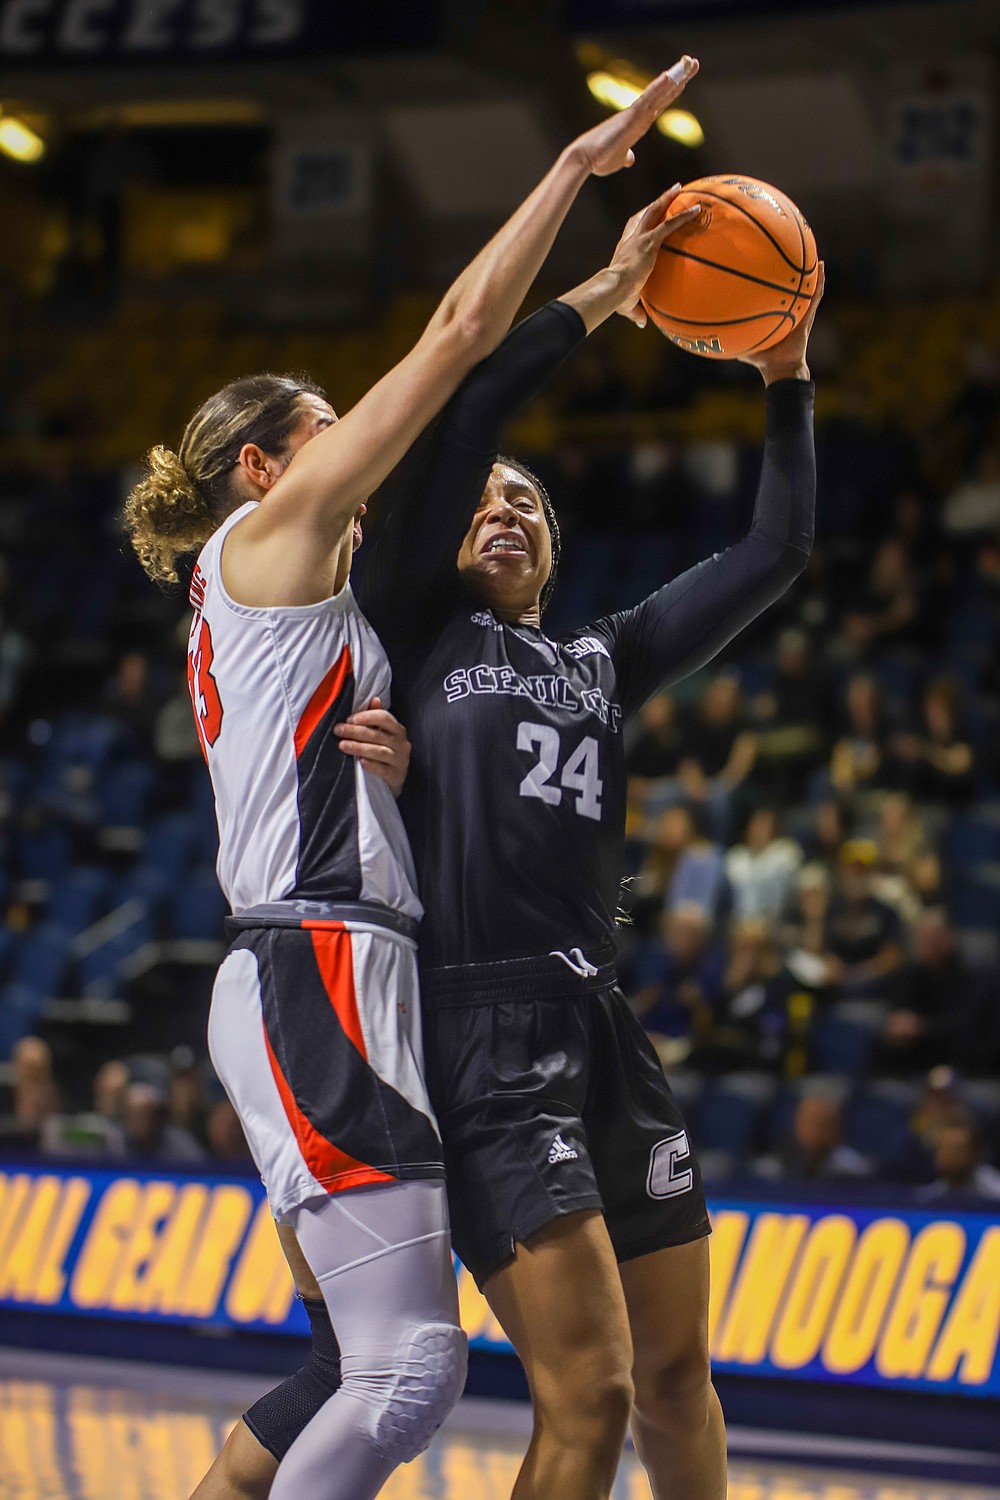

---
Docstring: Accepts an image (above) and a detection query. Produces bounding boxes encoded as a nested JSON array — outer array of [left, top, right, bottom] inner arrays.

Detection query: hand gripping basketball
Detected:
[[640, 175, 820, 358], [610, 186, 705, 329], [740, 261, 825, 385], [567, 56, 699, 178]]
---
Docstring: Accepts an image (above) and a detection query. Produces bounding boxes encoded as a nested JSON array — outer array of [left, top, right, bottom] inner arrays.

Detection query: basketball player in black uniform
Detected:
[[356, 245, 823, 1498], [175, 57, 703, 1500]]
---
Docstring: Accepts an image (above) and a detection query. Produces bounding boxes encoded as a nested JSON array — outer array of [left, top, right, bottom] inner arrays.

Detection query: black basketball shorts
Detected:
[[419, 945, 711, 1289]]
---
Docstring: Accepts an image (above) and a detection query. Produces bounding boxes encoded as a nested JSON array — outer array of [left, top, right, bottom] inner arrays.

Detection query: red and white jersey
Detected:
[[187, 502, 422, 918]]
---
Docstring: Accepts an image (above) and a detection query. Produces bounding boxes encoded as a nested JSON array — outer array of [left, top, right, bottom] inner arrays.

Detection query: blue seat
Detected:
[[848, 1082, 916, 1165], [0, 928, 18, 979], [77, 938, 130, 997], [873, 655, 920, 707], [143, 813, 200, 883], [950, 880, 1000, 929], [78, 918, 153, 997], [11, 923, 70, 999], [15, 825, 72, 884], [810, 1013, 877, 1077], [697, 1085, 763, 1159], [171, 869, 227, 941], [187, 768, 216, 826], [114, 864, 172, 923], [1, 759, 31, 803], [0, 984, 46, 1057], [51, 716, 121, 776], [71, 570, 118, 642], [947, 820, 1000, 869], [98, 760, 157, 828], [48, 867, 110, 936], [944, 599, 1000, 653], [734, 661, 774, 699]]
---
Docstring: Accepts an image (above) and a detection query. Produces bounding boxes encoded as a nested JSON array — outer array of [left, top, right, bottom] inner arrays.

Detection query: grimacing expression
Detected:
[[457, 462, 553, 613]]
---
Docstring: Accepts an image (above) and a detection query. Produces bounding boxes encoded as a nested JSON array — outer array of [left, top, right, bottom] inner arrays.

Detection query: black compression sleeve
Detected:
[[359, 300, 586, 645], [592, 378, 816, 720]]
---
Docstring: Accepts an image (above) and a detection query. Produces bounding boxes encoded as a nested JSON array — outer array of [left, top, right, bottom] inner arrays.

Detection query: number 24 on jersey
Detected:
[[517, 721, 603, 820]]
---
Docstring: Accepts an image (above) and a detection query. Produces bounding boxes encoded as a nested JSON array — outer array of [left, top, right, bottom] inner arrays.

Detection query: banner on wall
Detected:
[[0, 1, 438, 64], [1, 1163, 998, 1400]]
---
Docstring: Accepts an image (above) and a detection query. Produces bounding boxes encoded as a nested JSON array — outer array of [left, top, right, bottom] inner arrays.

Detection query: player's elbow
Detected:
[[766, 539, 811, 596], [781, 539, 811, 580], [426, 305, 494, 381]]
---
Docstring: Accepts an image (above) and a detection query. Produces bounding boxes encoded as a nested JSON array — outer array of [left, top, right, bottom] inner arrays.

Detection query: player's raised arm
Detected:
[[361, 185, 704, 641], [593, 267, 824, 720], [125, 58, 699, 606], [229, 60, 699, 579]]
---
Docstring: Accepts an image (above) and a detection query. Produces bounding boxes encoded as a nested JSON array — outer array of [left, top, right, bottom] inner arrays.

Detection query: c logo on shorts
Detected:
[[646, 1130, 694, 1200]]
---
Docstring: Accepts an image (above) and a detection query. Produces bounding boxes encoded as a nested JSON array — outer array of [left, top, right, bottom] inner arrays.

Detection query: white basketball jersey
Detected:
[[187, 502, 422, 918]]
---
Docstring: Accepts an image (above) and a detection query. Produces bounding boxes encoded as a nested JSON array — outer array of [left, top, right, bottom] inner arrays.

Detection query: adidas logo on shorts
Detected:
[[548, 1133, 579, 1164]]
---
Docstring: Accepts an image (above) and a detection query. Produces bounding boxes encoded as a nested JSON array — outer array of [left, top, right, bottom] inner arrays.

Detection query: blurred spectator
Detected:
[[890, 678, 975, 806], [102, 650, 158, 755], [879, 910, 966, 1073], [695, 916, 789, 1073], [155, 669, 202, 766], [0, 1036, 62, 1147], [626, 904, 724, 1065], [942, 442, 1000, 541], [625, 806, 726, 929], [824, 840, 905, 1000], [892, 1066, 967, 1185], [917, 1113, 1000, 1202], [759, 1094, 871, 1182], [753, 630, 828, 799], [725, 807, 803, 920], [0, 553, 29, 720], [676, 673, 757, 840], [893, 489, 942, 569], [168, 1046, 208, 1146], [93, 1058, 129, 1123], [839, 539, 920, 656], [780, 865, 842, 994], [872, 791, 941, 905], [801, 800, 848, 876], [39, 1055, 133, 1156], [829, 673, 895, 802], [625, 692, 684, 814], [117, 1082, 205, 1162]]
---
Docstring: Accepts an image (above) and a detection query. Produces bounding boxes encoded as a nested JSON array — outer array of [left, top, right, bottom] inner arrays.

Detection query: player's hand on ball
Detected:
[[334, 697, 412, 796], [740, 261, 825, 384], [611, 186, 704, 328], [568, 55, 699, 178]]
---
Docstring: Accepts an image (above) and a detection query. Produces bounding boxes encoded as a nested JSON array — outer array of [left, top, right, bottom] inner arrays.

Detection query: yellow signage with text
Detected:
[[1, 1166, 997, 1398]]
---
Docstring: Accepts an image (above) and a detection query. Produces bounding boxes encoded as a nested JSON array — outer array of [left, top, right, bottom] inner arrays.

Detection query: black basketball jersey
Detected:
[[359, 302, 815, 978], [392, 607, 631, 966]]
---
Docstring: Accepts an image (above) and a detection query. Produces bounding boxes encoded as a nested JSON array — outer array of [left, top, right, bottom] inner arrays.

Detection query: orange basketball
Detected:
[[640, 175, 818, 359]]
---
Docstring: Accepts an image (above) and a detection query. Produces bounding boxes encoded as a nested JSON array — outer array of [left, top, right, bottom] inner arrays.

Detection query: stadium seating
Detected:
[[810, 1003, 887, 1077], [171, 868, 229, 942]]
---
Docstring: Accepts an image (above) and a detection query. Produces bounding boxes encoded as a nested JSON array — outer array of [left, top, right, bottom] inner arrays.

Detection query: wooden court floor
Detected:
[[0, 1350, 995, 1500]]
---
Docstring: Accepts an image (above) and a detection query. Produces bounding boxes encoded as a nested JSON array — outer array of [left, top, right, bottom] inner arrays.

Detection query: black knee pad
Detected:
[[243, 1297, 342, 1461]]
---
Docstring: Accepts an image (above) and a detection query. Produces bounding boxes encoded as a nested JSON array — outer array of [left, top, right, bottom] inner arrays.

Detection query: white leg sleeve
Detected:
[[269, 1180, 467, 1500]]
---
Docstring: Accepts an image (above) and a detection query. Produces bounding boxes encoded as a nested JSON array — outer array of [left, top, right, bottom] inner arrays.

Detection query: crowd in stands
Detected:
[[1, 290, 999, 1201]]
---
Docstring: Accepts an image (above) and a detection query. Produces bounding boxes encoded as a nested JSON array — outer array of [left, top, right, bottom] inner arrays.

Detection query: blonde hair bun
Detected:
[[124, 445, 213, 585]]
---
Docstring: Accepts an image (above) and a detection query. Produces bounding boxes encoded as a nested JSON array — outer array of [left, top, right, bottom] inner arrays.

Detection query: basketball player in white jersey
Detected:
[[124, 59, 698, 1500]]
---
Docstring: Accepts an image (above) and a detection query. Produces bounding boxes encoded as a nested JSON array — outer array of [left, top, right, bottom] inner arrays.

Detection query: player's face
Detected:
[[282, 397, 366, 549], [456, 463, 553, 617]]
